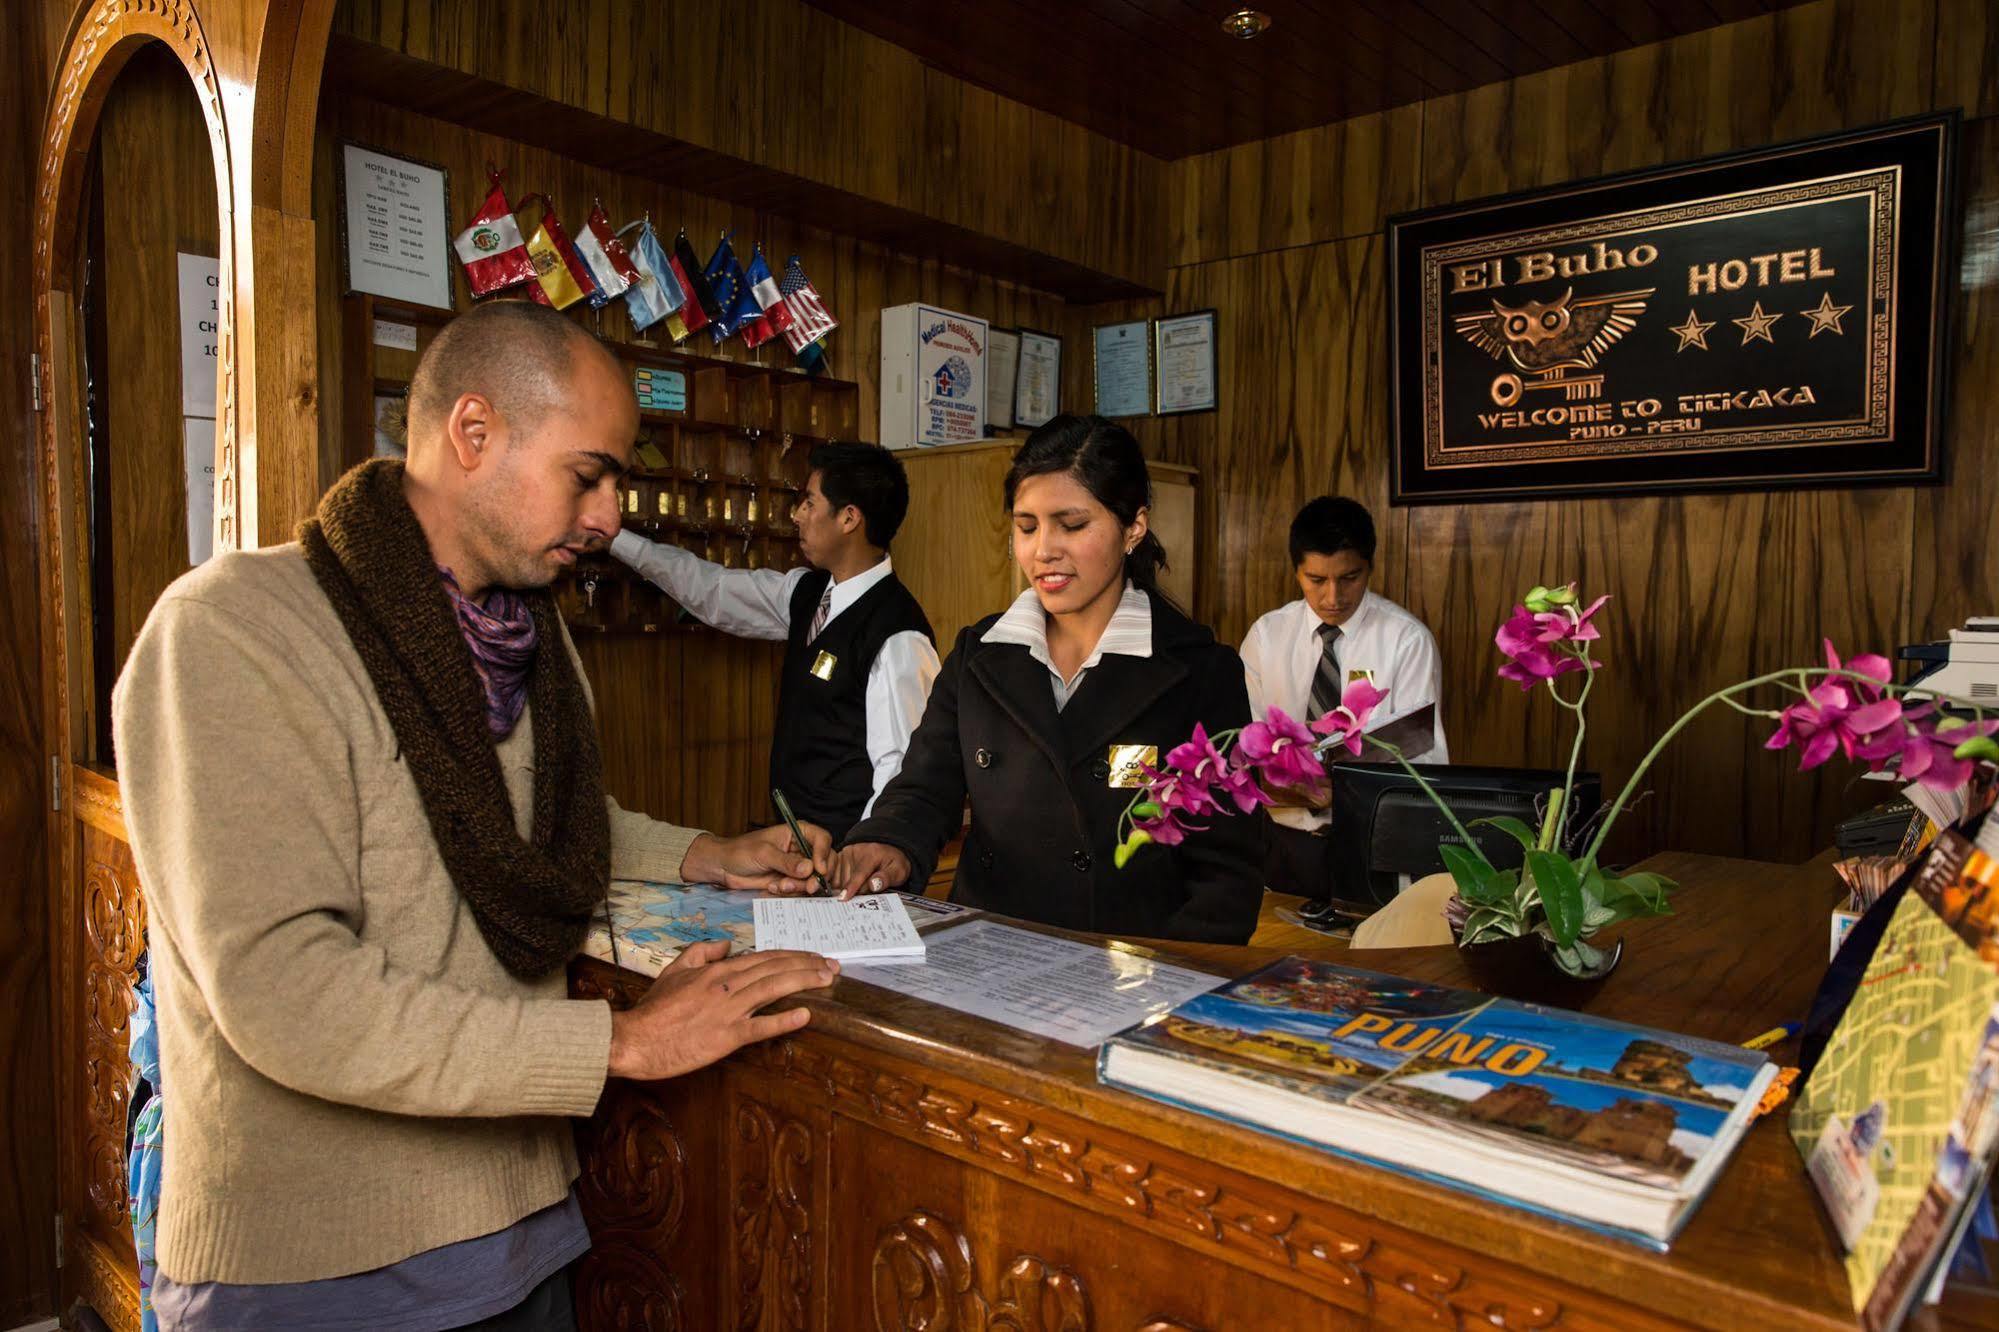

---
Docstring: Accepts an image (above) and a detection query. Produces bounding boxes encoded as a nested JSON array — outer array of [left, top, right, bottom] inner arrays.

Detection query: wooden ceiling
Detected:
[[801, 0, 1819, 160]]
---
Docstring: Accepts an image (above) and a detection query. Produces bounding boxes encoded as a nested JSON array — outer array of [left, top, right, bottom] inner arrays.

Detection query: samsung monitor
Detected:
[[1327, 763, 1603, 908]]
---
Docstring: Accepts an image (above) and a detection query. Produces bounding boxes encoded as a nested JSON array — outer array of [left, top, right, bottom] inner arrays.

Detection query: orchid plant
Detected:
[[1116, 582, 1999, 979]]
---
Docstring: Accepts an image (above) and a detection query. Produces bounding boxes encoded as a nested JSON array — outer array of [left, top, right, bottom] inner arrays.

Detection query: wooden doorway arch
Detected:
[[30, 0, 335, 1324]]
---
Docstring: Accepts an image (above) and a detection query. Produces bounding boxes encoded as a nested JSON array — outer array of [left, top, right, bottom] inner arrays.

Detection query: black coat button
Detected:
[[975, 747, 993, 768], [1071, 851, 1092, 872], [1090, 759, 1111, 781]]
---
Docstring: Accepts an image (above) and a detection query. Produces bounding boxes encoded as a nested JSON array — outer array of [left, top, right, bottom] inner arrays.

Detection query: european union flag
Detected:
[[702, 234, 763, 345]]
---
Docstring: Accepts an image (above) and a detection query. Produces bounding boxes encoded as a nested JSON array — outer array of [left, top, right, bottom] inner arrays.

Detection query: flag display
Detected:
[[777, 254, 838, 353], [616, 219, 683, 333], [518, 196, 596, 309], [703, 234, 764, 345], [745, 245, 796, 339], [674, 230, 723, 332], [452, 170, 535, 297], [576, 203, 641, 308]]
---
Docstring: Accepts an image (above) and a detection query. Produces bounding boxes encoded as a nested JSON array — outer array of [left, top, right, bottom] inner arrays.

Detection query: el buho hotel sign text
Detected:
[[1388, 115, 1956, 503]]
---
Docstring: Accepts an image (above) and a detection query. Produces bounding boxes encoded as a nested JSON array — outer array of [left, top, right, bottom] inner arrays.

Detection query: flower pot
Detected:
[[1454, 932, 1623, 1010]]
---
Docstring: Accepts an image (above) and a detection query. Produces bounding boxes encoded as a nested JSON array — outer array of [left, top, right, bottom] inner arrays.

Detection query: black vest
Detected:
[[771, 568, 934, 840]]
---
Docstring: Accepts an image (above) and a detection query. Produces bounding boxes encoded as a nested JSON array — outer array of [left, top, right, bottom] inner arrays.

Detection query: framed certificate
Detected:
[[1092, 320, 1151, 418], [1015, 328, 1063, 428], [986, 327, 1021, 430], [1153, 309, 1218, 415], [336, 141, 455, 310]]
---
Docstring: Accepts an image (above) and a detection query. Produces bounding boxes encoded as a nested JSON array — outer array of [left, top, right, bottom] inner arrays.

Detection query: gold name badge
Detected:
[[1347, 668, 1379, 687], [810, 651, 838, 681], [1107, 744, 1158, 788]]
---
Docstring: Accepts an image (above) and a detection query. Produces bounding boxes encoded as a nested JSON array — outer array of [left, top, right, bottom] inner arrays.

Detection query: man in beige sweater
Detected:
[[113, 301, 837, 1330]]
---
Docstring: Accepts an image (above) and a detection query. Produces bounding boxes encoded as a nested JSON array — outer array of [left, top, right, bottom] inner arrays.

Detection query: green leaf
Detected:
[[1469, 815, 1538, 852], [1526, 849, 1586, 948], [1440, 843, 1507, 906], [1552, 937, 1607, 979]]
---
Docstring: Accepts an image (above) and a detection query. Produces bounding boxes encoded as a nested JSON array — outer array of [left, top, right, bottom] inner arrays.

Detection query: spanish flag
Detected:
[[516, 195, 595, 310]]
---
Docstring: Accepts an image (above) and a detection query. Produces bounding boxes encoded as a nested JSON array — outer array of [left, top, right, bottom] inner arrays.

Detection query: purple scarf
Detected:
[[438, 567, 538, 737]]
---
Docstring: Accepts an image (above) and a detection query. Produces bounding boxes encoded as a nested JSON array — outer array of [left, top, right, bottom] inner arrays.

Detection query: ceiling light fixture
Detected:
[[1221, 8, 1272, 39]]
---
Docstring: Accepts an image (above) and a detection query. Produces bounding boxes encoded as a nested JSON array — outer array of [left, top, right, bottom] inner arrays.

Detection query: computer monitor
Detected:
[[1326, 763, 1603, 908]]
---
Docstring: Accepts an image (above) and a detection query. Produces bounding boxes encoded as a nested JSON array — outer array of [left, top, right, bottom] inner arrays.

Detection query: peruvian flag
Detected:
[[452, 169, 535, 297], [575, 202, 641, 307]]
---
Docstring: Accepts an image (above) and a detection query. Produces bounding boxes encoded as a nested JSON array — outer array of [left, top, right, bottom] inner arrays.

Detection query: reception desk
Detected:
[[567, 853, 1992, 1330]]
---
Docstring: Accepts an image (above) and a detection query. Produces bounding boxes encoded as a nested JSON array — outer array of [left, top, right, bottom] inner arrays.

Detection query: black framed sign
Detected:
[[1387, 114, 1957, 504]]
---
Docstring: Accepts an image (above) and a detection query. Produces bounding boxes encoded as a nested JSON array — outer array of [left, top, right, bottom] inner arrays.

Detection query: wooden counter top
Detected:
[[574, 851, 1993, 1330]]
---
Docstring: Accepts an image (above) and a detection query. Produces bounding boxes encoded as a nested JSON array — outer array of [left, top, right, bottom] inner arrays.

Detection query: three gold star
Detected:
[[1801, 290, 1852, 337], [1669, 309, 1714, 352], [1733, 301, 1781, 346]]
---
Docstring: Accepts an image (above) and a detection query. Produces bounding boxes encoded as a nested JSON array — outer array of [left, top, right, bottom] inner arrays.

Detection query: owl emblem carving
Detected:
[[1454, 286, 1654, 373]]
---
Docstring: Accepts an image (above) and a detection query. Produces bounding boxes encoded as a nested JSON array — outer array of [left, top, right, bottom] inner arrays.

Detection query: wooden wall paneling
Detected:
[[1910, 117, 1999, 643], [1165, 104, 1424, 269], [332, 0, 1167, 291], [1937, 0, 1999, 117], [96, 48, 218, 677], [2, 0, 54, 1321]]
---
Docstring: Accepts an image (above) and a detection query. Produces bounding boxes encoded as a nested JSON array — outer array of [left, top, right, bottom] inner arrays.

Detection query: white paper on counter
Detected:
[[844, 918, 1224, 1047]]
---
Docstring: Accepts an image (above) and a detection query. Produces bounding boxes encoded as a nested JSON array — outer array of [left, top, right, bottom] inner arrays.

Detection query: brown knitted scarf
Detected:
[[300, 459, 609, 978]]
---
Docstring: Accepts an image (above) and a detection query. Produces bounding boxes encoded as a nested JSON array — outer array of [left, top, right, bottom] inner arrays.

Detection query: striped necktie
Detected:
[[808, 585, 833, 641], [1306, 623, 1343, 721]]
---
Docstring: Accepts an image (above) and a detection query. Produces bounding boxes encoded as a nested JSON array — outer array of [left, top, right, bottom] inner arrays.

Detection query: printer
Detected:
[[1899, 618, 1999, 703]]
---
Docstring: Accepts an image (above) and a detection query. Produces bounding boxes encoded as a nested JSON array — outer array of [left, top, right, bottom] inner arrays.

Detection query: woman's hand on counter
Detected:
[[828, 842, 913, 900], [606, 940, 838, 1081]]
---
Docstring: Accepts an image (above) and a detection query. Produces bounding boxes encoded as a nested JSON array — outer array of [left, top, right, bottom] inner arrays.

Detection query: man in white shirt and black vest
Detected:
[[612, 442, 940, 840], [1239, 496, 1449, 914]]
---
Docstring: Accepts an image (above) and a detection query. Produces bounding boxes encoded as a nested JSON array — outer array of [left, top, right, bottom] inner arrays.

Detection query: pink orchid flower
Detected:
[[1765, 641, 1903, 770], [1237, 707, 1325, 791], [1309, 678, 1389, 757]]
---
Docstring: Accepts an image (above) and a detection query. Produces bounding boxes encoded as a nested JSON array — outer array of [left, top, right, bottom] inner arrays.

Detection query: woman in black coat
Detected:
[[831, 416, 1263, 944]]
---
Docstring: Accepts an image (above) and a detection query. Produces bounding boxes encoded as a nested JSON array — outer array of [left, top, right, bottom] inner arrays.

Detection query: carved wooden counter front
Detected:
[[568, 853, 1948, 1331]]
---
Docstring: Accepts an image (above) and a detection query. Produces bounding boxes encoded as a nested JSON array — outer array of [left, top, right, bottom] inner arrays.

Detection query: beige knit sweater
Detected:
[[112, 544, 703, 1284]]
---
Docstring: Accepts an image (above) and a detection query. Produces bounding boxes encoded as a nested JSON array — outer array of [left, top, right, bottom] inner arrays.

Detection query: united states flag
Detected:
[[777, 255, 838, 355]]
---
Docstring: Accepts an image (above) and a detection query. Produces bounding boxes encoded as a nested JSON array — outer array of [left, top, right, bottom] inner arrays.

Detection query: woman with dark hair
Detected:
[[830, 415, 1262, 943]]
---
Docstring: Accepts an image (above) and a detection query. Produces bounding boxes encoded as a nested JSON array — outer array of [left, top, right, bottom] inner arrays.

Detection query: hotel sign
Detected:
[[1388, 116, 1955, 503]]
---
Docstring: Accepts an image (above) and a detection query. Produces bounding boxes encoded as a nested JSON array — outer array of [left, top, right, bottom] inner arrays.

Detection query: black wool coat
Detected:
[[844, 590, 1263, 943]]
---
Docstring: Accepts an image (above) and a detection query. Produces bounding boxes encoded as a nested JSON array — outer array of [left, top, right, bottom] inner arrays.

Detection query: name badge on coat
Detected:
[[810, 651, 838, 681], [1106, 744, 1157, 789]]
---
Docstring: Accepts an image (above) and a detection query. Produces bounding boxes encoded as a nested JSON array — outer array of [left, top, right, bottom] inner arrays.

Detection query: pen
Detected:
[[1742, 1022, 1800, 1050], [770, 787, 832, 896]]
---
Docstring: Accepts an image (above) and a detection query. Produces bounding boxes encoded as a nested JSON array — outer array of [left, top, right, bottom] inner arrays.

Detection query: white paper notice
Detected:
[[372, 319, 419, 352], [177, 253, 220, 418], [984, 328, 1019, 430], [183, 417, 215, 566], [845, 919, 1224, 1047], [754, 894, 926, 963], [341, 143, 453, 310]]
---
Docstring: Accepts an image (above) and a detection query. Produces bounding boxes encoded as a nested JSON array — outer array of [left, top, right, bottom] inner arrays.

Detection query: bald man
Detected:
[[112, 300, 838, 1331]]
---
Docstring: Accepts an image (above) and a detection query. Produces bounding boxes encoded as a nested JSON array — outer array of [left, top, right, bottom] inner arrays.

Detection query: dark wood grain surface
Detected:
[[0, 2, 54, 1322]]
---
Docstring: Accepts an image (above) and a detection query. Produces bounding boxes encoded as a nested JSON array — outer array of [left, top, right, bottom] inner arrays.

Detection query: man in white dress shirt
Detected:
[[612, 443, 941, 840], [1238, 496, 1449, 909]]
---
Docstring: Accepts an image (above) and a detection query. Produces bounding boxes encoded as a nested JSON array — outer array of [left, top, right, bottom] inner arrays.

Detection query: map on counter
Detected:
[[1790, 890, 1999, 1324], [582, 879, 979, 978]]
